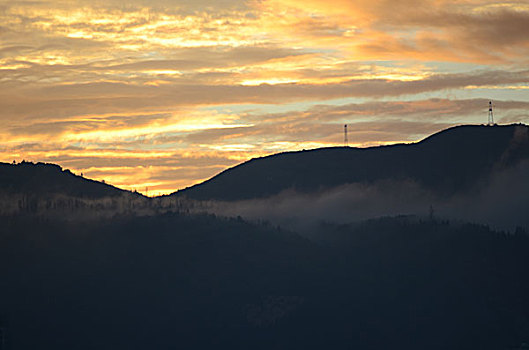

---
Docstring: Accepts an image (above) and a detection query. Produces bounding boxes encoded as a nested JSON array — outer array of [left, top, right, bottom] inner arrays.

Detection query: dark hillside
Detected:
[[176, 124, 529, 201], [0, 161, 127, 198], [0, 213, 324, 350], [1, 214, 529, 349], [1, 124, 529, 349]]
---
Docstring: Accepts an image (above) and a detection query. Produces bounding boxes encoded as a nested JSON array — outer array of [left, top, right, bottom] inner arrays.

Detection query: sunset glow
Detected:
[[1, 0, 529, 194]]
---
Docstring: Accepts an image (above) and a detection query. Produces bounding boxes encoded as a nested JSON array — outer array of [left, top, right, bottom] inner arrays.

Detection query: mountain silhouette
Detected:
[[1, 125, 529, 349], [0, 161, 128, 198], [175, 124, 529, 201]]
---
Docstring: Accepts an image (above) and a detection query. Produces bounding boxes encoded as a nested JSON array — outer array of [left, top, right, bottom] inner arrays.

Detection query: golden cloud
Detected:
[[1, 0, 528, 193]]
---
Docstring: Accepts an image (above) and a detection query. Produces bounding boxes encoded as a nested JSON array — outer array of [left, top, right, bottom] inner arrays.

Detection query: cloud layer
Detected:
[[1, 0, 529, 194]]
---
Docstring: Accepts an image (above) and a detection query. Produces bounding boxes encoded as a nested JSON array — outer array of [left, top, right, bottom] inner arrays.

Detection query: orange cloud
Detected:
[[1, 0, 528, 194]]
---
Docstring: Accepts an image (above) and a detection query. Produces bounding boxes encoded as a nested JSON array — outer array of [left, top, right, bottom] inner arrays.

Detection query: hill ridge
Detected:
[[0, 160, 128, 198], [174, 123, 529, 201]]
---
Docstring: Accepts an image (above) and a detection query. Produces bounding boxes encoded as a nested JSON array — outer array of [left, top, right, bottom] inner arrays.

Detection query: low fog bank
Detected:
[[441, 160, 529, 230], [202, 160, 529, 233], [2, 160, 527, 231], [0, 192, 192, 221]]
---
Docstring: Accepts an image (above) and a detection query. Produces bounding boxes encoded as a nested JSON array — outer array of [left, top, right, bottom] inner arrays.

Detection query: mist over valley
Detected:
[[1, 124, 529, 349]]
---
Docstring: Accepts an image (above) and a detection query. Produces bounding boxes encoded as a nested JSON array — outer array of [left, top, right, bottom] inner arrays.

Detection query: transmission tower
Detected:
[[344, 124, 348, 146], [488, 100, 494, 126]]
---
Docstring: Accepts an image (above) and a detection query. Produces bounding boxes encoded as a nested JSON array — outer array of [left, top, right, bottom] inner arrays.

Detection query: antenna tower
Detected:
[[488, 100, 494, 126], [344, 124, 348, 146]]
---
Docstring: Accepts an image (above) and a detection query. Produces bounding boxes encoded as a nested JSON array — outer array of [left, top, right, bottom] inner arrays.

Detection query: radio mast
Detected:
[[344, 124, 348, 146], [488, 101, 494, 126]]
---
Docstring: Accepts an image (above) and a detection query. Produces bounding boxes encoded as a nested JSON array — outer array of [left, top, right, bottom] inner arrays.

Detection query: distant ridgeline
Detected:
[[175, 124, 529, 201], [0, 162, 187, 216], [0, 161, 124, 198], [1, 124, 528, 215]]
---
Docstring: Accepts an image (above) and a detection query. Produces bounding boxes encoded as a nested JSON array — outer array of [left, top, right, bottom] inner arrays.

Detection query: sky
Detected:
[[1, 0, 529, 195]]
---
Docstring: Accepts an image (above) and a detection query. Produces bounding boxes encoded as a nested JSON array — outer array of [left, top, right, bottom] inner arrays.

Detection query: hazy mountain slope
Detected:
[[0, 161, 127, 198], [175, 124, 529, 201]]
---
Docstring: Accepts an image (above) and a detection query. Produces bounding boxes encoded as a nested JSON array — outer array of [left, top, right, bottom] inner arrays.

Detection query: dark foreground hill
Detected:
[[1, 124, 529, 350], [0, 161, 127, 198], [1, 213, 529, 350], [176, 124, 529, 201]]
